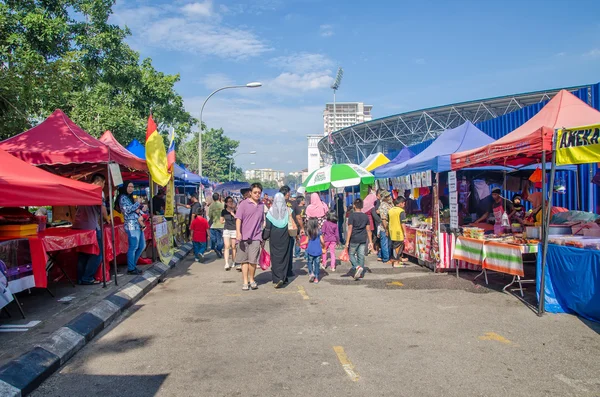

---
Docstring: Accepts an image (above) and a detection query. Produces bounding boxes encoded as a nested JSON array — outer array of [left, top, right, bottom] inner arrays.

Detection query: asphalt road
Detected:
[[33, 252, 600, 397]]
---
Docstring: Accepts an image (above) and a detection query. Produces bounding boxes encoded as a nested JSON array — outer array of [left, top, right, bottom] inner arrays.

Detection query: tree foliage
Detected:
[[178, 127, 241, 182], [0, 0, 196, 145]]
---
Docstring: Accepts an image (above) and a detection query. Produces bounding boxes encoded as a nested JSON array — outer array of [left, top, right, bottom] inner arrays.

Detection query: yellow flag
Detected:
[[145, 115, 170, 186]]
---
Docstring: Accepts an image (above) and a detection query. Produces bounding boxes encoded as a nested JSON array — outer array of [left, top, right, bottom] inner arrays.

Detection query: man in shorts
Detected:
[[345, 198, 373, 280], [235, 183, 265, 291], [388, 197, 408, 267]]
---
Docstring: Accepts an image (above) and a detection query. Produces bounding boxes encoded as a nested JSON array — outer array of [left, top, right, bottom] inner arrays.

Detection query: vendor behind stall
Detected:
[[472, 188, 513, 226]]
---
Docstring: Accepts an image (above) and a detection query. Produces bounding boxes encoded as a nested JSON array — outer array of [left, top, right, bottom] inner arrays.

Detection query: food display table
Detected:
[[28, 228, 99, 288], [403, 226, 481, 272], [453, 236, 539, 295], [536, 243, 600, 322]]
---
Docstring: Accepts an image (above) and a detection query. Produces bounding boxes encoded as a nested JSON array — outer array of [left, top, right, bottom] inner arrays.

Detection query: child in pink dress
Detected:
[[321, 210, 340, 271]]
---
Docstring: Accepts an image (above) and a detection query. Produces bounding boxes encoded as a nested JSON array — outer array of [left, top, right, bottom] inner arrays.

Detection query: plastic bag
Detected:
[[299, 235, 309, 250], [259, 249, 271, 270], [339, 248, 350, 262]]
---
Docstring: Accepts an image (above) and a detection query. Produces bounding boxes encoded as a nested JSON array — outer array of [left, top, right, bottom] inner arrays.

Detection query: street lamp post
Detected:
[[229, 151, 257, 181], [198, 82, 262, 180]]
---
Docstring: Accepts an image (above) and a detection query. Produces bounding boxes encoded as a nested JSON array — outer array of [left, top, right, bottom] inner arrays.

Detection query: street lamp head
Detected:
[[246, 82, 262, 88]]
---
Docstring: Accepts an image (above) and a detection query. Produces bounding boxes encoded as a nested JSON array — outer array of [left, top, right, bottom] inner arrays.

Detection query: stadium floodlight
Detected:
[[329, 67, 344, 143], [331, 67, 343, 90]]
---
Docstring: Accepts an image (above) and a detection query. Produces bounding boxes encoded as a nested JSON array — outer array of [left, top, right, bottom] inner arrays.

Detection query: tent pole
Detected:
[[538, 145, 557, 316], [541, 152, 547, 242], [107, 164, 118, 286], [149, 176, 157, 262], [99, 208, 107, 289], [575, 166, 580, 211]]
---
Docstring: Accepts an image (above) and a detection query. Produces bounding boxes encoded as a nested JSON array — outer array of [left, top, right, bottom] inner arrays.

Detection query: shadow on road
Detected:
[[34, 373, 169, 397]]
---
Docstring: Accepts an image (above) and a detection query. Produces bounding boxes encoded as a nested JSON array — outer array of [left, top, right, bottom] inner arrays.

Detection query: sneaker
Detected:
[[313, 277, 319, 284], [353, 266, 363, 280], [236, 264, 242, 272], [309, 274, 315, 282], [274, 280, 284, 289], [224, 263, 231, 271], [216, 250, 223, 259], [198, 253, 204, 263], [331, 266, 336, 272], [320, 264, 326, 270]]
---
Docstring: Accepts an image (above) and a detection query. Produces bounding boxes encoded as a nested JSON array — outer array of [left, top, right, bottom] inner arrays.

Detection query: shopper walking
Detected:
[[262, 193, 292, 288], [236, 183, 265, 291], [345, 198, 373, 280], [388, 197, 408, 267], [321, 210, 339, 271], [377, 191, 394, 264], [190, 207, 210, 263], [305, 218, 324, 283], [208, 193, 224, 258], [220, 196, 238, 271]]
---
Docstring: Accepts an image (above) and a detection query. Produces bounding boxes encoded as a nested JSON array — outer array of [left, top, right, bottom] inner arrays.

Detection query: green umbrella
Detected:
[[302, 164, 375, 193]]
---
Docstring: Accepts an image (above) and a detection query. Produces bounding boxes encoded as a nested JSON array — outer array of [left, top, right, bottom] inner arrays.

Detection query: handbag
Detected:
[[288, 209, 298, 237], [259, 249, 271, 270], [299, 235, 309, 249]]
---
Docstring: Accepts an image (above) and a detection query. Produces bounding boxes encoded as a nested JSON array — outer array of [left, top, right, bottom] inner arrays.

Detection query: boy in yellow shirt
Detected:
[[388, 197, 408, 267]]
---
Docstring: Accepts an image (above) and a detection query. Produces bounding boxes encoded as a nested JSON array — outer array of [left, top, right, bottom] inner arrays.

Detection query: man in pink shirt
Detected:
[[235, 183, 265, 291]]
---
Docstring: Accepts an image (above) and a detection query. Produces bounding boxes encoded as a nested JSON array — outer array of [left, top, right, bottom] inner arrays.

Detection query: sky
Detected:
[[111, 0, 600, 173]]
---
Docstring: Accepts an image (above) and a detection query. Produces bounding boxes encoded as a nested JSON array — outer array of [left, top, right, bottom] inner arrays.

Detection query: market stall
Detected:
[[371, 121, 499, 271], [535, 122, 600, 322], [0, 110, 149, 286], [0, 147, 101, 314], [451, 91, 600, 317], [360, 152, 390, 172]]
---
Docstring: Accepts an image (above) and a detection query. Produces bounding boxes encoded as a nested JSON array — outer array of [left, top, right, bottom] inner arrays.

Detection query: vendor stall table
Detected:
[[536, 243, 600, 323], [454, 236, 538, 296], [28, 228, 99, 289]]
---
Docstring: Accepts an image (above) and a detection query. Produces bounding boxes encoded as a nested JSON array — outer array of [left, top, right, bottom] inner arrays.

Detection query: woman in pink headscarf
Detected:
[[362, 190, 377, 232], [306, 193, 329, 229]]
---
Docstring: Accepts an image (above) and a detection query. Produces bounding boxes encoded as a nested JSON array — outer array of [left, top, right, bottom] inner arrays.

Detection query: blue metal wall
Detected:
[[399, 83, 600, 212]]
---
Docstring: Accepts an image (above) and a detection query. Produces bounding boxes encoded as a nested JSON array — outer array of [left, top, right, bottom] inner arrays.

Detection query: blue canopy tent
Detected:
[[214, 181, 250, 193], [373, 122, 493, 177]]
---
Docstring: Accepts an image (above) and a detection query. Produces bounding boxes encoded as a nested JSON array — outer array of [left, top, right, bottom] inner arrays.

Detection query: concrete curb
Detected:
[[0, 242, 192, 396]]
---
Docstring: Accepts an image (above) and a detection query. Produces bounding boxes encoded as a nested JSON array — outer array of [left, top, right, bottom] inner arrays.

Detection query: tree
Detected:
[[178, 127, 240, 182], [0, 0, 196, 143], [284, 174, 302, 190], [249, 180, 279, 190]]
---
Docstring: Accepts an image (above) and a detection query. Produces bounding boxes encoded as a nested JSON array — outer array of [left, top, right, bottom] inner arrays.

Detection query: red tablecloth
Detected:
[[28, 228, 99, 288], [94, 224, 128, 281]]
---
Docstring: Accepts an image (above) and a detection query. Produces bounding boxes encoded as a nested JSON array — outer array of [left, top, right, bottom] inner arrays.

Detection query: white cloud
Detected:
[[181, 1, 214, 18], [266, 53, 335, 95], [320, 24, 334, 37], [583, 48, 600, 58], [413, 58, 426, 65], [111, 3, 271, 59], [185, 96, 323, 172], [200, 73, 236, 90], [270, 52, 334, 73], [555, 52, 566, 57]]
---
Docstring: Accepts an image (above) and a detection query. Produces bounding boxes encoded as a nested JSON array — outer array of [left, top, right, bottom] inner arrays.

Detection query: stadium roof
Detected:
[[319, 84, 592, 164]]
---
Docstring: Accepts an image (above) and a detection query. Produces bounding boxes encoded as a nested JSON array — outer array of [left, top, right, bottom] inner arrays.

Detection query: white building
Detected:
[[323, 102, 373, 136], [245, 168, 285, 183], [307, 135, 324, 174]]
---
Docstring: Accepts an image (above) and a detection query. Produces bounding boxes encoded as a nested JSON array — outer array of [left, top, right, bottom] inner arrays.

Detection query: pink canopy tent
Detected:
[[451, 90, 600, 169]]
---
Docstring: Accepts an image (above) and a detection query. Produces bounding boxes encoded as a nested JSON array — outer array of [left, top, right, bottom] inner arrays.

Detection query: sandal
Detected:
[[242, 284, 249, 291], [250, 281, 258, 290]]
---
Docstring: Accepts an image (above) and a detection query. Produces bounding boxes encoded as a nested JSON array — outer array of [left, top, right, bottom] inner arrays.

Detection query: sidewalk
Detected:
[[0, 243, 192, 396]]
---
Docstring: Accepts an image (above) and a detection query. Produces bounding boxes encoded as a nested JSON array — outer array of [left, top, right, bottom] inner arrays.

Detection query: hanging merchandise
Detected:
[[529, 167, 543, 189], [413, 188, 420, 199], [592, 169, 600, 186], [553, 177, 566, 194], [423, 170, 432, 187]]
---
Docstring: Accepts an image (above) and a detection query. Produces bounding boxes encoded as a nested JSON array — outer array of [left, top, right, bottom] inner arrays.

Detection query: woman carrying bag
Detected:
[[262, 193, 293, 288]]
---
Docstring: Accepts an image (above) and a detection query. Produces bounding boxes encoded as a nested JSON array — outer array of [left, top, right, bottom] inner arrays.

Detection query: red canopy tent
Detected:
[[451, 90, 600, 169], [0, 109, 147, 176], [0, 148, 102, 207], [99, 130, 147, 172]]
